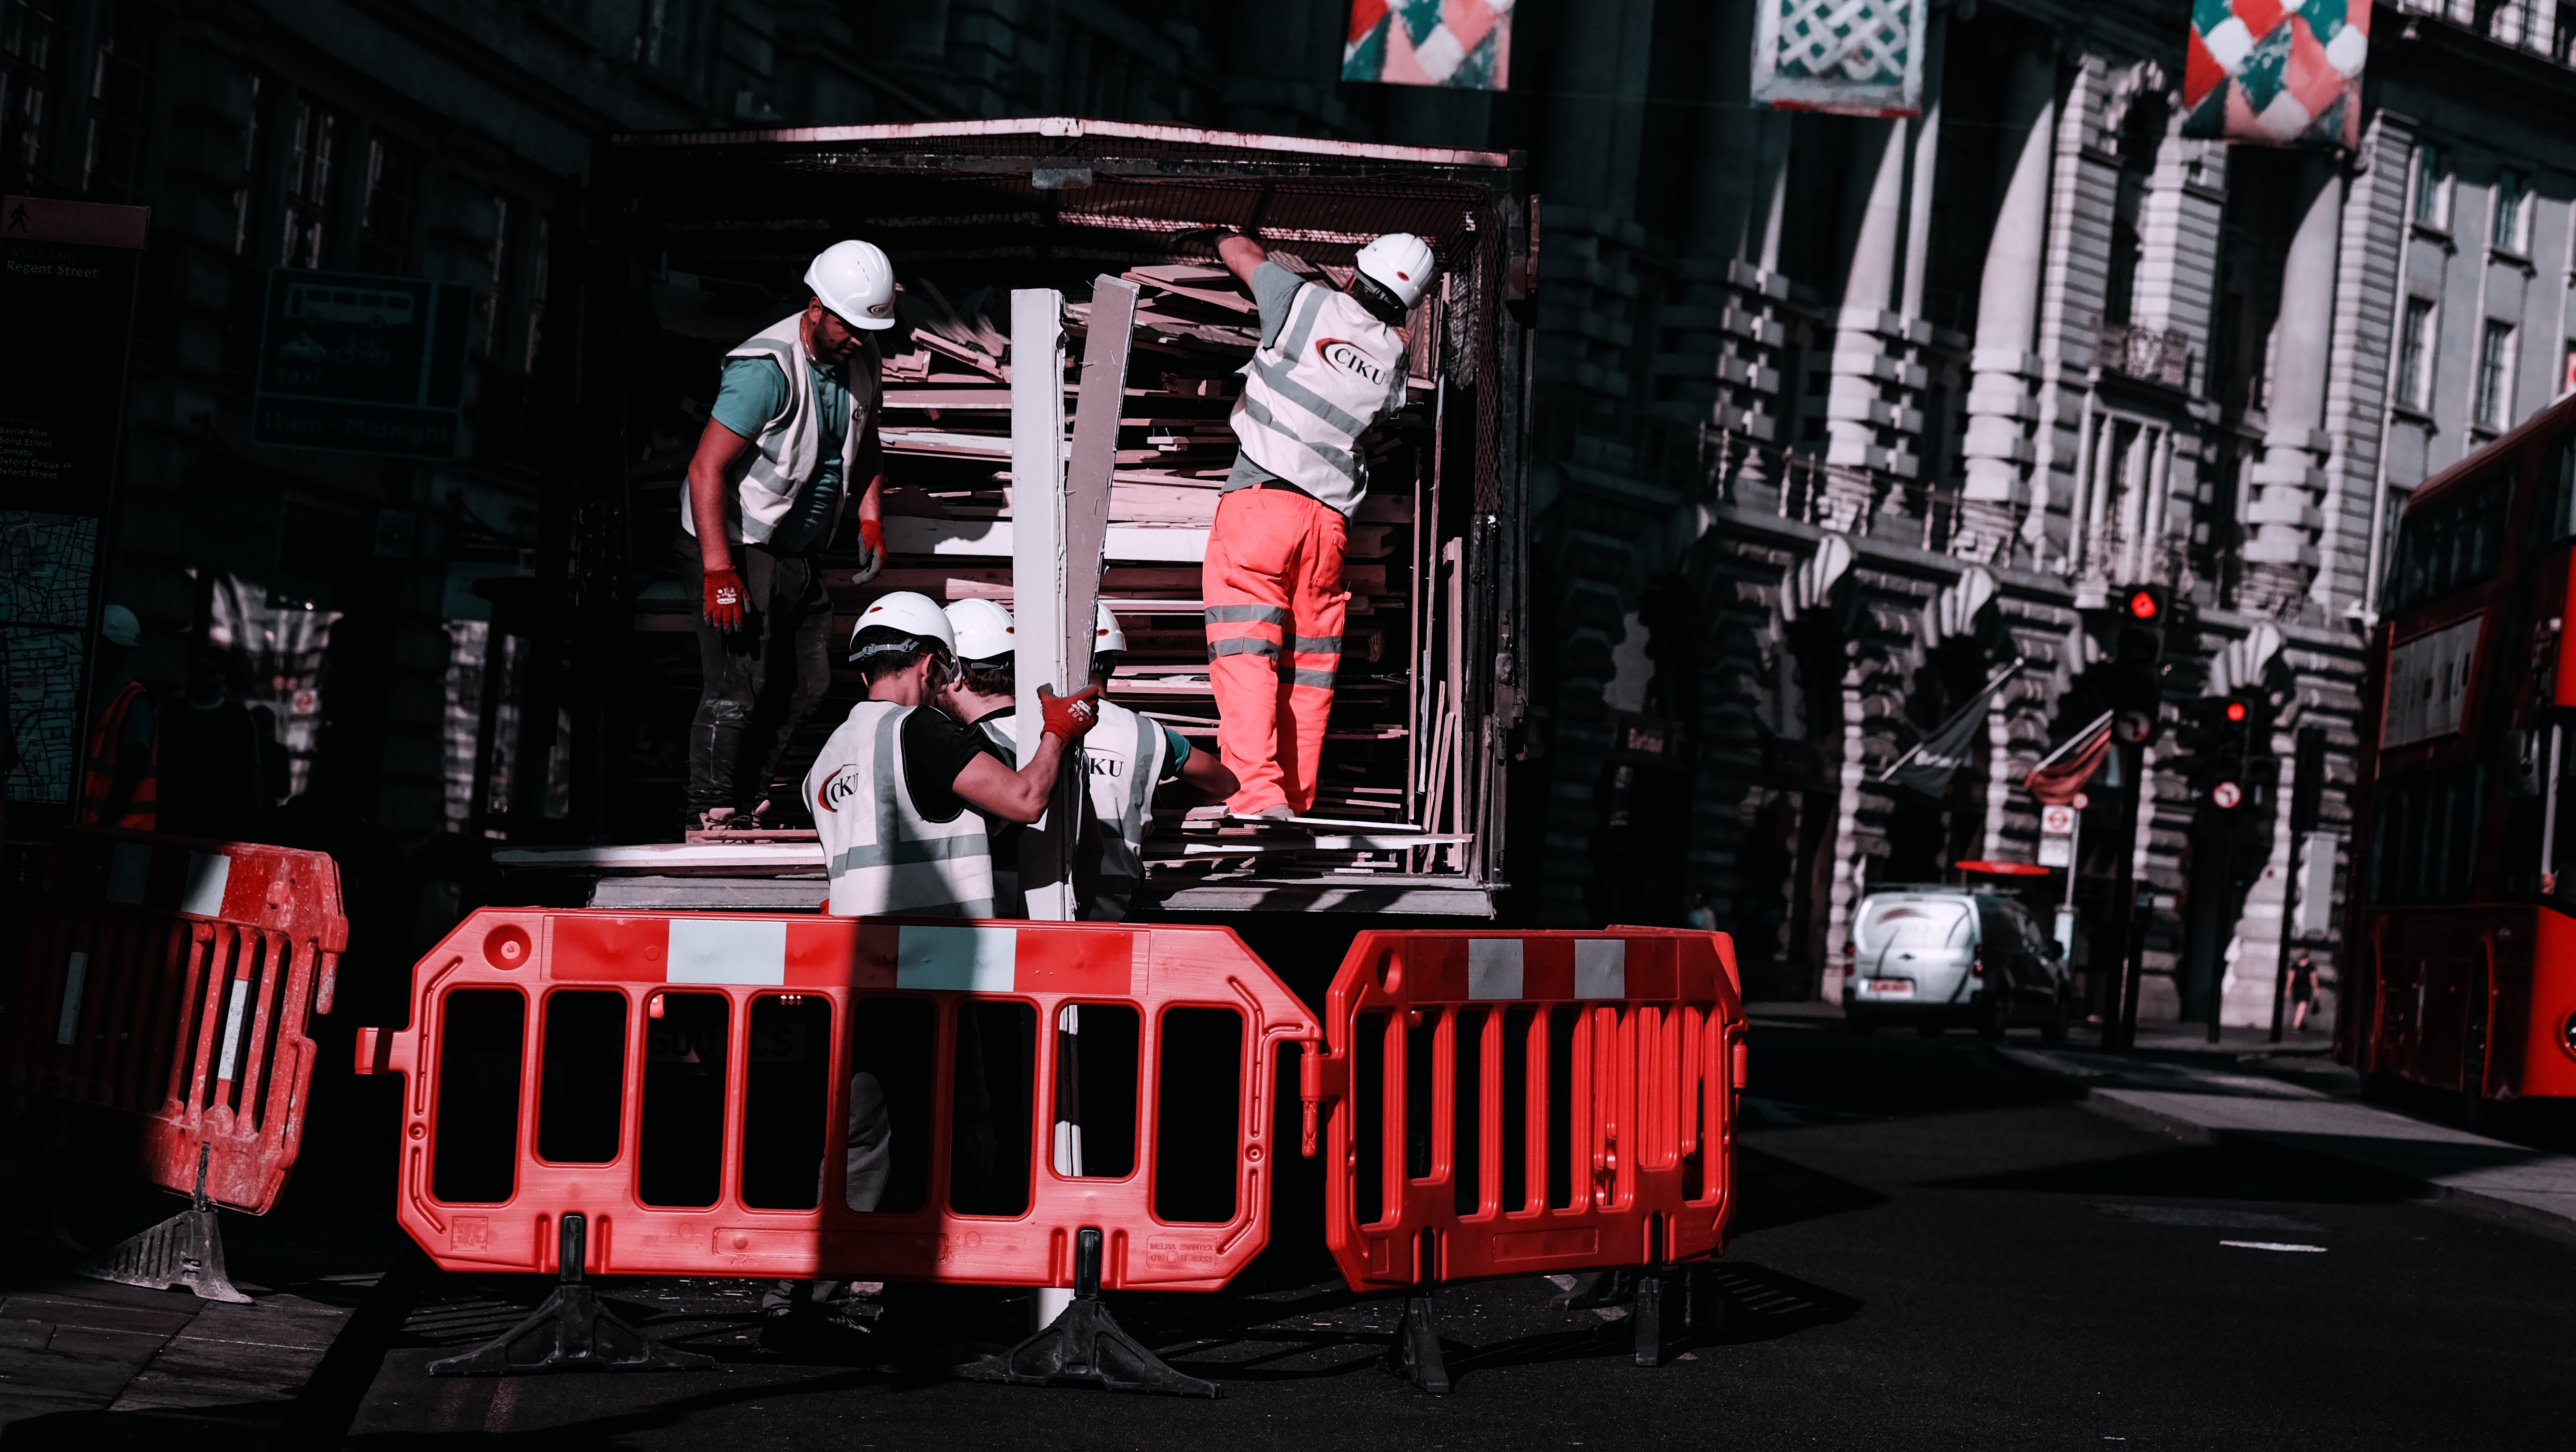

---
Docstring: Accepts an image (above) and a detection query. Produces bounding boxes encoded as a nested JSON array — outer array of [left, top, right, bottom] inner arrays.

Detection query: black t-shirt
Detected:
[[901, 707, 994, 821]]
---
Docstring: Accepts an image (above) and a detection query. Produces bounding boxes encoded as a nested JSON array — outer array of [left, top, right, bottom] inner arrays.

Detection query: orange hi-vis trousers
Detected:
[[1204, 485, 1346, 816]]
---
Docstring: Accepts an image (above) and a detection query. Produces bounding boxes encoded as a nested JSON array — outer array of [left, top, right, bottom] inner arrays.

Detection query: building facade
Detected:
[[20, 0, 2576, 1023]]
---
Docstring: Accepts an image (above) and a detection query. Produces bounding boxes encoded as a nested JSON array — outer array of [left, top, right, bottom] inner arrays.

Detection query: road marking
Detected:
[[2219, 1240, 2327, 1253]]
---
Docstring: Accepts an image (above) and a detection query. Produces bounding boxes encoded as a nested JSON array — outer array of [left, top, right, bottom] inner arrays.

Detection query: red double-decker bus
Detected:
[[2346, 392, 2576, 1116]]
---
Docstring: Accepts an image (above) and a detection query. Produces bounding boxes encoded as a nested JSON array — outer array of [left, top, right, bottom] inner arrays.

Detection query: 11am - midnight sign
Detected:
[[254, 268, 470, 458]]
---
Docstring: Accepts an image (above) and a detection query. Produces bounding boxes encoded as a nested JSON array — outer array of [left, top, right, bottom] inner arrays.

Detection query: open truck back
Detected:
[[518, 119, 1534, 919]]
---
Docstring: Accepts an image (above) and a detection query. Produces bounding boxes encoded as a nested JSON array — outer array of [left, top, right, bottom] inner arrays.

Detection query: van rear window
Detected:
[[1853, 899, 1974, 954]]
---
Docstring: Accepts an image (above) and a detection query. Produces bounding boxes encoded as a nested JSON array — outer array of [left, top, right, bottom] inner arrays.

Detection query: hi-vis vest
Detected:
[[806, 701, 994, 918], [683, 314, 880, 547], [970, 713, 1027, 917], [76, 680, 156, 831], [1229, 280, 1408, 516], [978, 705, 1169, 921]]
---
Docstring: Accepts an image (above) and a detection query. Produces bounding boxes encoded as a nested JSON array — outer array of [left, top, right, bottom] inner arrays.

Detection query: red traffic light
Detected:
[[2225, 700, 2248, 723], [2127, 589, 2159, 621]]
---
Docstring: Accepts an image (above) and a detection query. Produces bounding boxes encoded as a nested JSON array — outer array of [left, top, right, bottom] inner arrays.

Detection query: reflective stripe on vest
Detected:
[[976, 705, 1164, 921], [685, 314, 880, 546], [1227, 283, 1406, 516], [76, 680, 157, 831], [805, 700, 995, 918], [1079, 703, 1168, 923]]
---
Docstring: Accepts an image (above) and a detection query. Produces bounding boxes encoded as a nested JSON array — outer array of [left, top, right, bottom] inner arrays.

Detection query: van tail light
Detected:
[[1971, 949, 1986, 979]]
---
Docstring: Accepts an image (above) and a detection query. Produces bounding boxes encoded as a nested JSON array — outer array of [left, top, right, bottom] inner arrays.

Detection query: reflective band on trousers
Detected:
[[1227, 283, 1407, 517], [684, 313, 880, 546], [803, 700, 995, 918]]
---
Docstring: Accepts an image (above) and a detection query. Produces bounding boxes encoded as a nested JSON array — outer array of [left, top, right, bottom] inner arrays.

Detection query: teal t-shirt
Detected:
[[1158, 723, 1191, 777], [712, 356, 850, 551]]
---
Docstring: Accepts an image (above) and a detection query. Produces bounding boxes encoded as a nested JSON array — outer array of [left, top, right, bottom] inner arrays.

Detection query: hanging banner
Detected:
[[1751, 0, 1925, 118], [1343, 0, 1512, 90], [2182, 0, 2369, 149]]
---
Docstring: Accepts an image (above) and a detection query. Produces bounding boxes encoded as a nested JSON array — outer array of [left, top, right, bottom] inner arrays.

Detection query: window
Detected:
[[2560, 5, 2576, 65], [2387, 469, 2511, 616], [2493, 169, 2529, 253], [0, 0, 62, 188], [80, 2, 150, 199], [2399, 298, 2437, 411], [280, 97, 337, 268], [637, 0, 703, 82], [359, 135, 417, 274], [2412, 143, 2449, 228], [231, 72, 265, 256], [2478, 320, 2518, 430], [521, 216, 549, 373], [2371, 764, 2484, 905], [2562, 338, 2576, 399], [481, 193, 513, 360]]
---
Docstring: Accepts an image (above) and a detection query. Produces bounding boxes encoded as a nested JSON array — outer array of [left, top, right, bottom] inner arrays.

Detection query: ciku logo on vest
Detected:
[[1314, 338, 1388, 386], [1086, 755, 1123, 778], [815, 766, 860, 814]]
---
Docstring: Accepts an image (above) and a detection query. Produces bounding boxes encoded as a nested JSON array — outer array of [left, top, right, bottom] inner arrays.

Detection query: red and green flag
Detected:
[[2182, 0, 2370, 149]]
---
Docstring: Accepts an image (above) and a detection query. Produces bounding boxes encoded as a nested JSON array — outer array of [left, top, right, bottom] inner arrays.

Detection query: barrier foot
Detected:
[[78, 1145, 251, 1304], [955, 1227, 1221, 1398], [428, 1215, 711, 1376], [1382, 1292, 1451, 1396], [1632, 1266, 1682, 1367]]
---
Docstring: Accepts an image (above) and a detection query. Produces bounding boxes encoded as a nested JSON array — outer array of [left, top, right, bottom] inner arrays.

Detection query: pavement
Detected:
[[1996, 1035, 2576, 1237], [13, 1010, 2576, 1448]]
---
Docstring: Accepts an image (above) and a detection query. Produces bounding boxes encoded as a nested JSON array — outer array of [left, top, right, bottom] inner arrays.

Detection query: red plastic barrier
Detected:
[[4, 829, 347, 1214], [361, 910, 1317, 1291], [1300, 929, 1745, 1293]]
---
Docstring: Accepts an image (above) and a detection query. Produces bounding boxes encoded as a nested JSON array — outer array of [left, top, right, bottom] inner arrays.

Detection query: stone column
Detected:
[[1821, 117, 1924, 516], [2242, 156, 2344, 610], [1961, 47, 2057, 512]]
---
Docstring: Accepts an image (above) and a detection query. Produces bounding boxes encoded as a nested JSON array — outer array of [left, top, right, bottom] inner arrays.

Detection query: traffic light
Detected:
[[2208, 695, 2251, 810], [2102, 583, 2172, 742]]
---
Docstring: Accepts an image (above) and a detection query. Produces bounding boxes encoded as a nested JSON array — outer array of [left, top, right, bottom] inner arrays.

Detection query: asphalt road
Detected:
[[336, 1011, 2576, 1450]]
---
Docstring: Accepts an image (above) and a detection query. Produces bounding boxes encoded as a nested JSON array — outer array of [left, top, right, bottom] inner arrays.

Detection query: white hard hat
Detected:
[[1354, 233, 1436, 311], [806, 239, 898, 330], [1094, 602, 1127, 654], [99, 604, 141, 647], [945, 598, 1017, 664], [848, 590, 955, 661]]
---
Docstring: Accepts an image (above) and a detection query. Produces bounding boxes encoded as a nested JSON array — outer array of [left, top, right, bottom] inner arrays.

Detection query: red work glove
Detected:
[[1037, 683, 1102, 742], [703, 566, 746, 632], [851, 518, 886, 585]]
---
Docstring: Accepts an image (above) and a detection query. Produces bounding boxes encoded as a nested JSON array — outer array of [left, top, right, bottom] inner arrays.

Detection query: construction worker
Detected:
[[938, 597, 1026, 914], [681, 239, 897, 833], [76, 604, 156, 830], [803, 591, 1098, 919], [1205, 229, 1434, 818], [941, 601, 1234, 919]]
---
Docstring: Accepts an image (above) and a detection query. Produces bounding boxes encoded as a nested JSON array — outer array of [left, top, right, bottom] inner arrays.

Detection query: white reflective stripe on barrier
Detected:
[[107, 844, 149, 905], [56, 952, 88, 1045], [216, 977, 251, 1080], [667, 917, 789, 985], [1467, 939, 1523, 999], [1574, 939, 1628, 1000], [898, 925, 1019, 990], [179, 853, 232, 918]]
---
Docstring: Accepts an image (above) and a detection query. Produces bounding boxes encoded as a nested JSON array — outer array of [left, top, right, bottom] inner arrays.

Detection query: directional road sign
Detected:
[[253, 269, 469, 458]]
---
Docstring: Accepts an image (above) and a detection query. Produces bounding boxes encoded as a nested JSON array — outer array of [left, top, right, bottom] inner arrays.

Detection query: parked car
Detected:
[[1842, 886, 2070, 1040]]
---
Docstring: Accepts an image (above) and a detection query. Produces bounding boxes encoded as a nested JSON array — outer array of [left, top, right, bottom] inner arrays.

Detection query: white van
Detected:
[[1843, 887, 2071, 1040]]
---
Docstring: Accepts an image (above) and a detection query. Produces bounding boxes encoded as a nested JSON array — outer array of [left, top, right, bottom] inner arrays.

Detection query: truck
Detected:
[[488, 118, 1538, 926]]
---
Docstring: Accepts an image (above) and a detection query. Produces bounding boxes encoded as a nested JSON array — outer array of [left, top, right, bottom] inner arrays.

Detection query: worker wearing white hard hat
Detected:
[[1202, 228, 1431, 819], [1077, 604, 1236, 919], [678, 239, 900, 834], [802, 591, 1101, 921]]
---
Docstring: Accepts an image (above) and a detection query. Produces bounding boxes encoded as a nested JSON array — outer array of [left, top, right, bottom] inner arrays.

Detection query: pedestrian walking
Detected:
[[2288, 951, 2319, 1032], [1203, 228, 1435, 819], [76, 604, 156, 830], [680, 240, 895, 833], [157, 644, 273, 842]]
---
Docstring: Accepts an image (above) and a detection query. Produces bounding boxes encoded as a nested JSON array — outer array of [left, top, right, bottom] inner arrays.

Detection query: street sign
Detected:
[[2114, 708, 2158, 744], [253, 268, 469, 458], [2040, 804, 2076, 836], [2211, 781, 2243, 810]]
